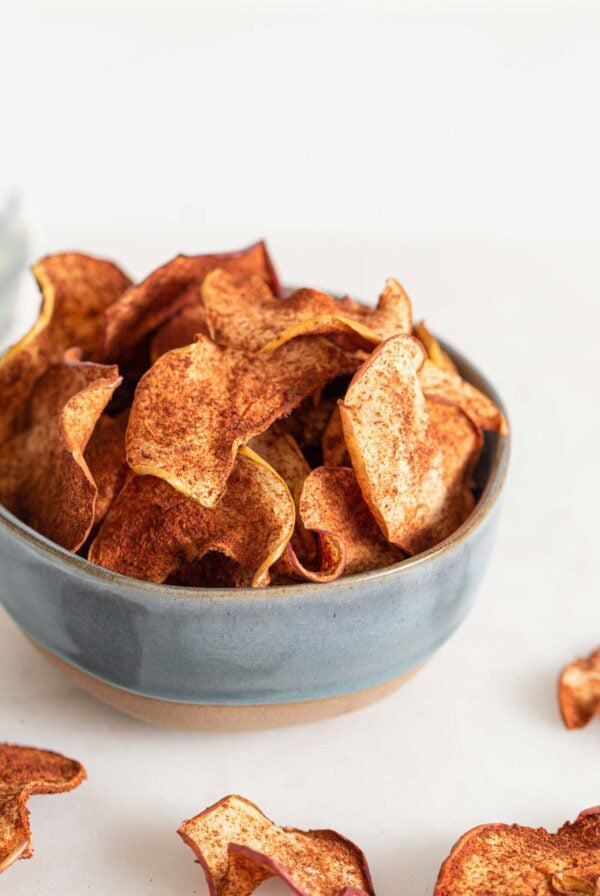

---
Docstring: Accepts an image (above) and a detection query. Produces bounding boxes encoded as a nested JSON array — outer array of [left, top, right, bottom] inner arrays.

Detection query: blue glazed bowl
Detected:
[[0, 342, 509, 729]]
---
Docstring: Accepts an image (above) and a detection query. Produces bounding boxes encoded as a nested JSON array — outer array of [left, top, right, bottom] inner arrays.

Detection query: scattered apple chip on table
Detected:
[[434, 808, 600, 896], [126, 333, 357, 508], [178, 794, 375, 896], [89, 450, 295, 587], [559, 648, 600, 730], [102, 241, 279, 360], [0, 744, 86, 875], [0, 350, 122, 550]]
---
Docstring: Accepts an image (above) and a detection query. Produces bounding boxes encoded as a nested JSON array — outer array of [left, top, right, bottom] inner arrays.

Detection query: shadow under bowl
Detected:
[[0, 341, 509, 730]]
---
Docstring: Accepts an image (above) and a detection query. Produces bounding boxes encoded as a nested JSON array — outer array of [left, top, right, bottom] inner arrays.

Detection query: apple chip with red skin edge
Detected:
[[0, 253, 130, 444], [178, 794, 375, 896], [102, 240, 279, 360], [434, 808, 600, 896], [322, 406, 351, 467], [84, 410, 129, 528], [0, 744, 86, 875], [126, 333, 358, 509], [89, 450, 295, 587], [202, 270, 412, 354], [418, 359, 508, 436], [339, 335, 482, 555], [150, 303, 209, 361], [413, 321, 458, 374], [559, 648, 600, 730], [0, 350, 122, 551]]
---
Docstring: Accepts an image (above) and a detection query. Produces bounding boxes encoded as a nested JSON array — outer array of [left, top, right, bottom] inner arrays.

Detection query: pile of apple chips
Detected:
[[0, 242, 507, 587]]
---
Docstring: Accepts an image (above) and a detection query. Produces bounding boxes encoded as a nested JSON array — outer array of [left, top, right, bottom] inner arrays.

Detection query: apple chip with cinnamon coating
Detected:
[[322, 406, 351, 467], [0, 351, 121, 550], [89, 450, 295, 586], [150, 303, 209, 361], [414, 321, 458, 374], [202, 270, 412, 353], [84, 410, 129, 527], [127, 333, 357, 508], [178, 794, 375, 896], [102, 241, 279, 360], [419, 360, 508, 435], [434, 807, 600, 896], [0, 253, 130, 443], [340, 335, 483, 555], [559, 648, 600, 730], [0, 744, 86, 875]]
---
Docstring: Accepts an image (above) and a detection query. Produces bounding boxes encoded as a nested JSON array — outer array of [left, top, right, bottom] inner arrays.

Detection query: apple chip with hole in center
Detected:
[[434, 808, 600, 896], [202, 269, 412, 353], [178, 794, 375, 896], [89, 450, 295, 587], [126, 333, 357, 508], [559, 648, 600, 730], [0, 350, 121, 550], [0, 743, 86, 875], [102, 240, 280, 360], [339, 334, 483, 555]]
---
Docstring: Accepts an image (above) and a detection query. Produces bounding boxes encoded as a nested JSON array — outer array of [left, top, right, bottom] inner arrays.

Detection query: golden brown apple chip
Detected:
[[149, 303, 209, 361], [559, 648, 600, 730], [0, 253, 130, 443], [419, 360, 508, 435], [290, 467, 404, 579], [84, 410, 129, 527], [0, 744, 86, 875], [202, 270, 412, 353], [434, 808, 600, 896], [340, 335, 482, 555], [0, 351, 121, 550], [102, 241, 279, 360], [413, 321, 458, 374], [178, 794, 375, 896], [89, 450, 295, 587], [127, 333, 357, 508], [322, 406, 351, 467]]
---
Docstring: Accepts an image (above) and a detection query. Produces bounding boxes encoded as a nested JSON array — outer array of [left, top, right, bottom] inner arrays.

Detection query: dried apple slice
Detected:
[[434, 808, 600, 896], [559, 648, 600, 729], [322, 406, 351, 467], [0, 351, 121, 550], [413, 321, 458, 374], [102, 241, 279, 360], [150, 303, 209, 361], [178, 794, 375, 896], [89, 450, 295, 587], [202, 270, 412, 353], [84, 410, 129, 527], [418, 360, 508, 435], [339, 335, 482, 555], [127, 333, 357, 508], [0, 253, 130, 443], [0, 744, 86, 874]]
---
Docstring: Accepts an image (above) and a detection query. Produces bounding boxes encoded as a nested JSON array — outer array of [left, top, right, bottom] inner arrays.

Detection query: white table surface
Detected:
[[1, 233, 599, 896]]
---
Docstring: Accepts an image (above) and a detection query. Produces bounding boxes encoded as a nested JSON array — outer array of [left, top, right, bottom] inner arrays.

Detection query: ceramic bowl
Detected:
[[0, 342, 509, 730]]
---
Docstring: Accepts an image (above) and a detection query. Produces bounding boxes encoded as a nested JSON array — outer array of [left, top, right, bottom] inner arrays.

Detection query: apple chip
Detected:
[[322, 406, 351, 467], [178, 794, 375, 896], [419, 360, 508, 435], [165, 552, 240, 588], [202, 270, 412, 353], [434, 808, 600, 896], [102, 241, 279, 360], [340, 335, 482, 554], [0, 351, 121, 550], [559, 648, 600, 730], [0, 253, 130, 443], [414, 321, 458, 374], [290, 467, 404, 579], [150, 303, 209, 361], [0, 743, 86, 874], [84, 410, 129, 527], [89, 450, 295, 587], [127, 333, 357, 508]]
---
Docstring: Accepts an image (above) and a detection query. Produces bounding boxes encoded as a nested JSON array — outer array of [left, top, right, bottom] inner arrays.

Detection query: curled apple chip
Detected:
[[0, 253, 130, 443], [202, 270, 412, 353], [89, 450, 295, 587], [419, 360, 508, 435], [0, 743, 86, 874], [322, 406, 351, 467], [0, 351, 121, 550], [434, 808, 600, 896], [414, 321, 458, 374], [178, 794, 375, 896], [102, 241, 279, 360], [127, 333, 357, 508], [340, 335, 482, 555], [150, 303, 209, 361], [559, 648, 600, 730], [84, 410, 129, 527]]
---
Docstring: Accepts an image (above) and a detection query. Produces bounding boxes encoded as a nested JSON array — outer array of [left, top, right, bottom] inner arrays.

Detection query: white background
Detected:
[[1, 3, 599, 895]]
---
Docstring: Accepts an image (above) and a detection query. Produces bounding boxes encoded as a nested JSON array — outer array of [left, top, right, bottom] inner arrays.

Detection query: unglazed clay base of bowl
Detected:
[[28, 637, 422, 731]]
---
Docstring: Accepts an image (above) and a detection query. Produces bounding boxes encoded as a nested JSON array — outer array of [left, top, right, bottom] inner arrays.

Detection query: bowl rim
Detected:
[[0, 339, 510, 603]]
